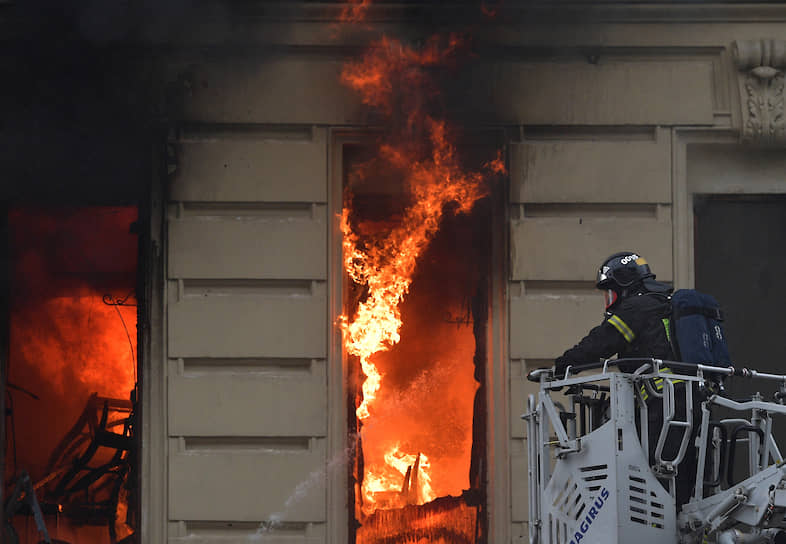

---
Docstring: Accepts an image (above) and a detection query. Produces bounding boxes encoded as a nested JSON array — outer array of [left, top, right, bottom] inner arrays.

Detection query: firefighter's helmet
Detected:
[[596, 252, 655, 309]]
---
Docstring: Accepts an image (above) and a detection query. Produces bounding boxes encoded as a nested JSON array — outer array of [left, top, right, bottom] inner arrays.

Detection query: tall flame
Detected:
[[362, 446, 436, 509], [340, 36, 504, 514], [342, 120, 502, 422], [339, 0, 372, 23]]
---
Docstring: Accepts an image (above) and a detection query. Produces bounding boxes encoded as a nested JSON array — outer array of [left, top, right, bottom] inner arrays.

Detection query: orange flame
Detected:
[[340, 36, 504, 515], [8, 206, 137, 482], [341, 35, 463, 123], [362, 446, 435, 511], [9, 207, 137, 402], [481, 1, 504, 18], [342, 120, 502, 422], [339, 0, 372, 23]]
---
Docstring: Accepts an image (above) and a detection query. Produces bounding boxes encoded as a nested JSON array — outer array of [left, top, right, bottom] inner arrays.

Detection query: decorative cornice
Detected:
[[180, 3, 786, 25], [6, 2, 786, 46], [732, 39, 786, 146], [5, 3, 786, 48]]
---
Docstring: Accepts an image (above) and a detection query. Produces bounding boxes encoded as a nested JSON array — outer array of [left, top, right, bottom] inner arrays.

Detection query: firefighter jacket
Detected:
[[554, 291, 675, 374]]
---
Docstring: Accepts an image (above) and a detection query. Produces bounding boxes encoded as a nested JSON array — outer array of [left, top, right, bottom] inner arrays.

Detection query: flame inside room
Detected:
[[4, 206, 139, 544], [341, 132, 503, 544]]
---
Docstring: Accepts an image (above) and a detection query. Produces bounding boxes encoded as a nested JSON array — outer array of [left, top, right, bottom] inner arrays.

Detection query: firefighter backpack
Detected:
[[670, 289, 731, 365]]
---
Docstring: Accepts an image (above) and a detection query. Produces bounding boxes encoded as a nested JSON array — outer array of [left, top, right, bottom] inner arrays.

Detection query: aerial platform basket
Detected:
[[524, 359, 786, 544]]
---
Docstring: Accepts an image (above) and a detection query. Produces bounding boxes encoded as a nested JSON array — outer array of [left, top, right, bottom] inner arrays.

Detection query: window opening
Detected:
[[341, 138, 502, 544], [4, 205, 139, 544]]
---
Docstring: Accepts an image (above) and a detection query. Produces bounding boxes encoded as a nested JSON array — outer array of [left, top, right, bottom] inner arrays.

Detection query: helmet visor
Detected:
[[597, 266, 611, 287]]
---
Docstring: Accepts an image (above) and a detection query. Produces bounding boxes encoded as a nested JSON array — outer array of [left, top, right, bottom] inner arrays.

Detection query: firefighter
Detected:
[[555, 251, 673, 374], [554, 251, 698, 508]]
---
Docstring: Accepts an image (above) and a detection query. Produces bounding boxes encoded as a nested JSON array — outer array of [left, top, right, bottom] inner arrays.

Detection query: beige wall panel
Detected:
[[178, 58, 361, 124], [169, 524, 324, 544], [168, 294, 326, 358], [169, 374, 326, 437], [169, 441, 326, 521], [481, 22, 786, 50], [688, 145, 786, 195], [169, 519, 324, 544], [171, 140, 327, 203], [487, 60, 713, 125], [510, 373, 543, 439], [168, 214, 326, 280], [150, 19, 786, 50], [171, 536, 321, 544], [511, 218, 673, 282], [510, 138, 671, 204], [511, 295, 602, 360], [510, 441, 529, 523]]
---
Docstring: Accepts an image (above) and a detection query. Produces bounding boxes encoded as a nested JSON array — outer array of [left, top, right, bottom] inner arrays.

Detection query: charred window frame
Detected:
[[138, 145, 167, 544], [0, 202, 8, 535]]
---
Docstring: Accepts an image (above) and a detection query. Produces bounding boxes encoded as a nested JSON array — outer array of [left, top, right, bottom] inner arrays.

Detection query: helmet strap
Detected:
[[604, 289, 618, 310]]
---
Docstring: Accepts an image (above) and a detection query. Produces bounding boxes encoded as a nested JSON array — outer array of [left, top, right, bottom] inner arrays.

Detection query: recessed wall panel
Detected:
[[168, 212, 326, 280], [510, 136, 671, 204], [169, 440, 326, 521], [168, 292, 326, 359], [484, 60, 713, 125], [169, 371, 326, 437], [511, 217, 673, 282], [509, 366, 542, 439], [168, 521, 325, 544], [176, 58, 361, 124], [510, 295, 603, 360], [510, 442, 529, 523], [171, 138, 328, 203]]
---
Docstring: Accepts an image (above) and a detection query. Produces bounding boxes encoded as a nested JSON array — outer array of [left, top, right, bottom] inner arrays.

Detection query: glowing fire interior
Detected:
[[6, 206, 138, 544], [342, 135, 500, 543], [339, 32, 504, 536], [342, 135, 500, 504]]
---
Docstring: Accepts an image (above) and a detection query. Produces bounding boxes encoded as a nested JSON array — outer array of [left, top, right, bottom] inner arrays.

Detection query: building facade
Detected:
[[3, 2, 786, 543]]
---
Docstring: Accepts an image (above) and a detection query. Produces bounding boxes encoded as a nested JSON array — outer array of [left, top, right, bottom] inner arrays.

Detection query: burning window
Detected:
[[4, 206, 138, 544], [341, 134, 503, 544]]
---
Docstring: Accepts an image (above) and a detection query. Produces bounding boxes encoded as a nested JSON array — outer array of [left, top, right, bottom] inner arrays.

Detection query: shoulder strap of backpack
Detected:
[[674, 305, 724, 321], [640, 292, 678, 357]]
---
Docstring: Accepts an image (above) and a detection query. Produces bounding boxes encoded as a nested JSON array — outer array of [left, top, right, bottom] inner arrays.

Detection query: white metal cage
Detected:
[[523, 359, 786, 544]]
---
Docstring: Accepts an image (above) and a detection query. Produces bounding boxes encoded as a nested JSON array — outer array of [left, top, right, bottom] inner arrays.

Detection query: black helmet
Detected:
[[596, 252, 654, 289], [597, 252, 655, 309]]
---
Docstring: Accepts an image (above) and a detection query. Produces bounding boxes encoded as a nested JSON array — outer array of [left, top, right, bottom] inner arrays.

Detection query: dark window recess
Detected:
[[342, 138, 504, 544], [4, 206, 140, 544], [694, 195, 786, 485], [694, 195, 786, 390]]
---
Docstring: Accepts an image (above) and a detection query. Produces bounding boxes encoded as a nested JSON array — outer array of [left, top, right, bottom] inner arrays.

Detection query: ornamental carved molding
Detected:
[[732, 39, 786, 146]]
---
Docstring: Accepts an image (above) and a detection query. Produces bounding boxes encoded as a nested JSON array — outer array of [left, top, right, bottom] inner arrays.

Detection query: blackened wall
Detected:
[[0, 0, 157, 204]]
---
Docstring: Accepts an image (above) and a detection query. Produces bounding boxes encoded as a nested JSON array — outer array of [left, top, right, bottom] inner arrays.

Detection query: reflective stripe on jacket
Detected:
[[554, 288, 675, 373]]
